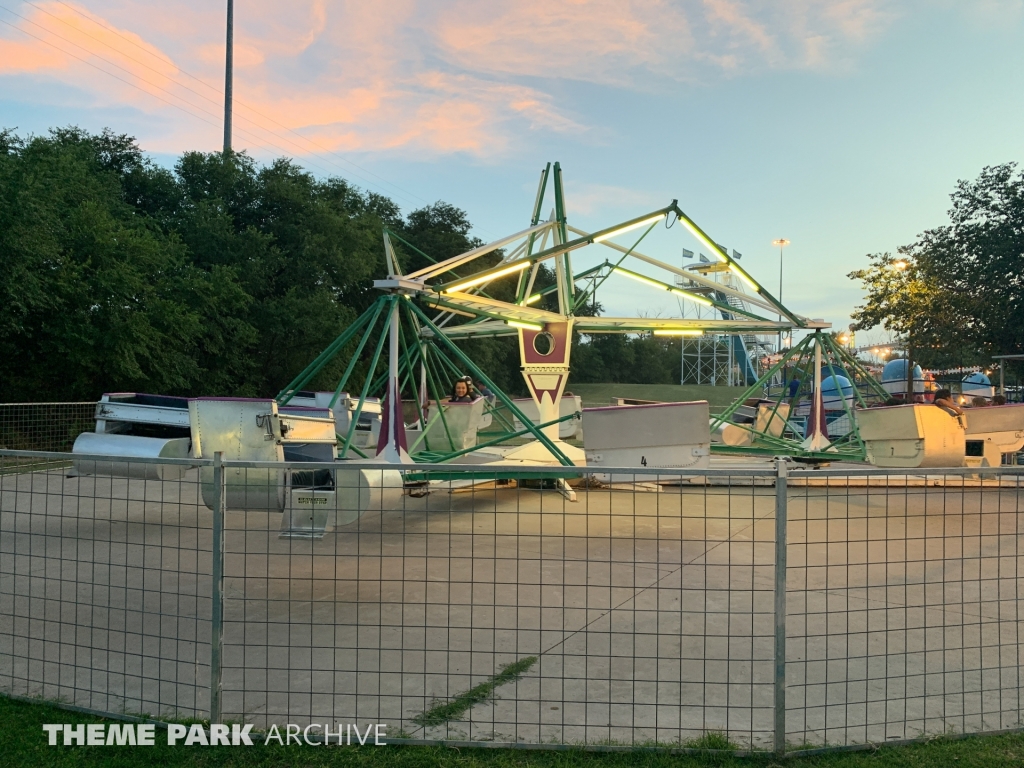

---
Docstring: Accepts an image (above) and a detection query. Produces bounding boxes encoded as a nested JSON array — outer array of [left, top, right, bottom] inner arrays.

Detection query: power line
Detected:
[[1, 4, 507, 245], [33, 0, 434, 208], [10, 3, 248, 139], [2, 1, 423, 204], [50, 0, 178, 67], [0, 6, 383, 183], [0, 14, 350, 181]]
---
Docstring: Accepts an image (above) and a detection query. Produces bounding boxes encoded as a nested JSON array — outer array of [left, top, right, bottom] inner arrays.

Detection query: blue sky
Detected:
[[2, 0, 1023, 342]]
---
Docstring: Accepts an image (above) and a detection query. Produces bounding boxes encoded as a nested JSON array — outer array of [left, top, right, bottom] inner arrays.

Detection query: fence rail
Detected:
[[2, 448, 1023, 755]]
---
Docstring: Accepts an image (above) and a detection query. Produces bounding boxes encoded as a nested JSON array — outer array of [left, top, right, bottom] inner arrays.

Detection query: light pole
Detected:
[[223, 0, 233, 154], [772, 238, 790, 351]]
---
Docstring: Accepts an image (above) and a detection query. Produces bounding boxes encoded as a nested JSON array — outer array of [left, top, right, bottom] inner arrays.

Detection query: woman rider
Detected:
[[449, 377, 475, 402]]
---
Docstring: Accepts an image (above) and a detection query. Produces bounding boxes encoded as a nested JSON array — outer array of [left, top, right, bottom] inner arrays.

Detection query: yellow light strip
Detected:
[[613, 267, 663, 290], [593, 213, 667, 243], [653, 329, 704, 336], [443, 261, 531, 293], [524, 293, 543, 305], [614, 267, 714, 307], [677, 218, 764, 295], [729, 264, 760, 291], [427, 303, 475, 318], [669, 287, 713, 306], [506, 319, 544, 331], [677, 217, 726, 262]]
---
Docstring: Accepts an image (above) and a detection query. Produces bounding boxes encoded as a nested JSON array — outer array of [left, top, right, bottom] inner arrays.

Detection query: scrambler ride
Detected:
[[71, 163, 1024, 534]]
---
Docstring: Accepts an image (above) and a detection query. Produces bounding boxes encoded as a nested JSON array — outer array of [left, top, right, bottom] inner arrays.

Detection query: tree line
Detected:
[[848, 163, 1024, 373], [0, 127, 687, 403]]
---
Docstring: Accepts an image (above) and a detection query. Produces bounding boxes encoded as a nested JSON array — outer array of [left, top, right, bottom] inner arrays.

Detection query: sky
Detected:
[[2, 0, 1023, 344]]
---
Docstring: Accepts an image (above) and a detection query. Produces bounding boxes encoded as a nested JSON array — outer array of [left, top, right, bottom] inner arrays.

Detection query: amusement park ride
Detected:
[[80, 160, 1024, 526], [71, 161, 1024, 540], [272, 161, 887, 468]]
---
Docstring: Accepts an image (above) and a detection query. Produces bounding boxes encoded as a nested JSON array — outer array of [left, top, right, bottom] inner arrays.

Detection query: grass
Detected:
[[0, 458, 73, 476], [7, 695, 1024, 768], [567, 384, 747, 411], [412, 656, 538, 727]]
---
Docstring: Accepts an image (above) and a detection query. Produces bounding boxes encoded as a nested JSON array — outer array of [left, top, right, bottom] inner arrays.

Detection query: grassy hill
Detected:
[[567, 383, 748, 411]]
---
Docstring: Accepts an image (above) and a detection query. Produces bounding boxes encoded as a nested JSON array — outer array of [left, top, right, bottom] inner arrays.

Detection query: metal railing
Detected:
[[1, 448, 1023, 755]]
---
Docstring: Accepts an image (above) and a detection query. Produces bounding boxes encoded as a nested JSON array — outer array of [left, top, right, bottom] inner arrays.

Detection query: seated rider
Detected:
[[933, 388, 965, 417], [449, 377, 475, 403]]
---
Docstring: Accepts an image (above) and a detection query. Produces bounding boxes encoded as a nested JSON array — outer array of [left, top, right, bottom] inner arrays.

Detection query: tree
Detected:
[[0, 128, 212, 400], [0, 125, 751, 401], [0, 128, 497, 400], [169, 151, 389, 395], [849, 163, 1024, 370], [847, 253, 947, 362]]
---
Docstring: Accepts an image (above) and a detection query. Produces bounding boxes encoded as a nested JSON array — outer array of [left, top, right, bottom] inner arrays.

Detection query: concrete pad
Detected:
[[2, 465, 1023, 749]]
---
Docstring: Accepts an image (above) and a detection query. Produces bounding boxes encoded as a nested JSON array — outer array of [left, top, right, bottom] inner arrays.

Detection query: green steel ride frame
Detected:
[[277, 162, 889, 467], [275, 293, 575, 466], [708, 332, 890, 461]]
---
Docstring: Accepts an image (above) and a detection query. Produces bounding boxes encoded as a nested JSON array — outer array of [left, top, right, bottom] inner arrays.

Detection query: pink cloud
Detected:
[[0, 0, 898, 159], [702, 0, 777, 55], [432, 0, 900, 83], [433, 0, 695, 85], [0, 1, 180, 102]]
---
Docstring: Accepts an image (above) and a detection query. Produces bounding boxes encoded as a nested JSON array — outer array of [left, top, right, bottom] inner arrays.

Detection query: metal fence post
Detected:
[[774, 458, 788, 755], [210, 451, 225, 724]]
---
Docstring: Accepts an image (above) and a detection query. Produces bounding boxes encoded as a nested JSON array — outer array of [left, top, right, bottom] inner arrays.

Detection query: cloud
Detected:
[[0, 0, 898, 159], [0, 1, 181, 105], [949, 0, 1024, 25], [432, 0, 695, 85], [563, 182, 661, 217], [431, 0, 896, 85]]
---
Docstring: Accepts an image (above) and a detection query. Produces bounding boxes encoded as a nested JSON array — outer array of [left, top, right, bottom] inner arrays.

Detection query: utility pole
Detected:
[[223, 0, 233, 154]]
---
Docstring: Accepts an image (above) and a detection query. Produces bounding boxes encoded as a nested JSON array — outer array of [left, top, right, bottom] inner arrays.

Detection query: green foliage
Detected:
[[0, 128, 483, 400], [0, 128, 211, 399], [167, 151, 390, 396], [571, 334, 683, 385], [396, 201, 478, 277], [849, 163, 1024, 370], [411, 655, 537, 728], [0, 126, 710, 401]]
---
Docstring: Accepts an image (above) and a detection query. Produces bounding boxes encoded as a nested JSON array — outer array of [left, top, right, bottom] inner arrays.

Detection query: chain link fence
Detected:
[[0, 452, 211, 719], [1, 448, 1023, 755], [785, 469, 1024, 749], [0, 403, 97, 475]]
